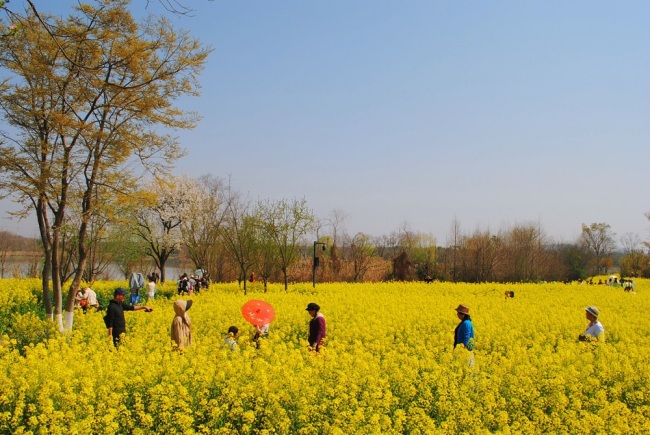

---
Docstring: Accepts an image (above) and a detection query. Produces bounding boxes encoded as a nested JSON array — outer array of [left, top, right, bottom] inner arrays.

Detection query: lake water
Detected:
[[1, 259, 186, 282]]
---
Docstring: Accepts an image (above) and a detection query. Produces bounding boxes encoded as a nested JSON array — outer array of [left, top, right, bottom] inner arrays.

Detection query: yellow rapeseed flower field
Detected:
[[0, 278, 648, 434]]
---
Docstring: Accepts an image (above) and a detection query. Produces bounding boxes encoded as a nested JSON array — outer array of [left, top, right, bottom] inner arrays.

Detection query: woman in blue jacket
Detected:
[[454, 304, 475, 350]]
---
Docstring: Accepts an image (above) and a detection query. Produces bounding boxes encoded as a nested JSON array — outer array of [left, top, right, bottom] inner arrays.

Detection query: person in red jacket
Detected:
[[306, 302, 326, 351]]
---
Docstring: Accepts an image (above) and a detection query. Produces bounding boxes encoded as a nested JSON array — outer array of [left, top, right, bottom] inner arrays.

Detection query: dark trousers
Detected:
[[112, 330, 125, 348]]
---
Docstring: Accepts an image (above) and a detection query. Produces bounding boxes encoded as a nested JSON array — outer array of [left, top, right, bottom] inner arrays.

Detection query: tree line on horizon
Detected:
[[2, 206, 649, 286]]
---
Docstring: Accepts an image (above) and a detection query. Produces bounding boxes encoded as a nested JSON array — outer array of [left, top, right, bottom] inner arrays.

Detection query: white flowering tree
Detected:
[[180, 175, 227, 280], [134, 176, 201, 283]]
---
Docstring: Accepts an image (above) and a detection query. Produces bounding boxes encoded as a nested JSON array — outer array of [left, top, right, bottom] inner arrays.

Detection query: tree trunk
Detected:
[[51, 227, 64, 330], [36, 198, 53, 319], [242, 268, 248, 294], [282, 267, 288, 290], [63, 213, 92, 330]]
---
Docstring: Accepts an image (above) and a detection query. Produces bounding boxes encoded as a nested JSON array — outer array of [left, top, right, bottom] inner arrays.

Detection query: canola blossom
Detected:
[[0, 279, 648, 434]]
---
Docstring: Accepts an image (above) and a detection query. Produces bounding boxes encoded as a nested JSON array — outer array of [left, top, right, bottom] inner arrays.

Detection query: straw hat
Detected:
[[585, 306, 599, 318], [455, 304, 470, 315]]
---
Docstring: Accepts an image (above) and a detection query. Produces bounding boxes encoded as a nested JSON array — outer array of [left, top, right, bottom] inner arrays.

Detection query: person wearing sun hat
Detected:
[[171, 299, 193, 350], [453, 304, 475, 351], [579, 306, 604, 341], [306, 302, 326, 352]]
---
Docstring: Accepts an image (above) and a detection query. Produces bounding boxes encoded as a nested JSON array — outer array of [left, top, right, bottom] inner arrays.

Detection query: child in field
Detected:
[[253, 323, 269, 349], [224, 326, 239, 350]]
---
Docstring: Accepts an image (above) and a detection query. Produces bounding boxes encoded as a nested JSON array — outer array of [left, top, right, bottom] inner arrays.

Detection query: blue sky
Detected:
[[1, 0, 649, 246]]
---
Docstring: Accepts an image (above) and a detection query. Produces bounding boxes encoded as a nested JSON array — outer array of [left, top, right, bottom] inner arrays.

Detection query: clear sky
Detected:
[[1, 0, 649, 246]]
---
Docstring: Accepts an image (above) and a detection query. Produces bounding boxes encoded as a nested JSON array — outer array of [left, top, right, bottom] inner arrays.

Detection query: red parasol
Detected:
[[241, 300, 275, 326]]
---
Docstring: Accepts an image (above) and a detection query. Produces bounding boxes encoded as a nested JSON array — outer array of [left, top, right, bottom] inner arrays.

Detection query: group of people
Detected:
[[102, 286, 327, 352], [177, 273, 209, 295], [452, 302, 604, 355], [589, 276, 636, 292], [102, 285, 603, 354], [215, 303, 326, 352]]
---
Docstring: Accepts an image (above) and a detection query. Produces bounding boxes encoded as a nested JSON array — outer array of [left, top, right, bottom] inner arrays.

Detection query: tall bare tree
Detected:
[[257, 198, 315, 290], [580, 223, 616, 275], [458, 229, 502, 283], [350, 232, 375, 282], [219, 188, 257, 294], [446, 216, 462, 282], [621, 232, 642, 255], [502, 223, 544, 282]]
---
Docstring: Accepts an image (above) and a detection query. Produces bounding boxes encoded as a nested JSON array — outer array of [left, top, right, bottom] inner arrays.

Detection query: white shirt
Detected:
[[78, 289, 98, 307], [147, 281, 156, 297], [585, 320, 604, 338]]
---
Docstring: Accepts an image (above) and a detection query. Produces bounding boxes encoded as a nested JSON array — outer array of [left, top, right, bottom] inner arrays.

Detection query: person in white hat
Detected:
[[579, 306, 604, 341]]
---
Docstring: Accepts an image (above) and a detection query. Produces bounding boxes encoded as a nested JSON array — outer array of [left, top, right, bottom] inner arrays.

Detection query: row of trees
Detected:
[[0, 231, 39, 278], [131, 176, 316, 292], [36, 176, 650, 291], [4, 196, 649, 286]]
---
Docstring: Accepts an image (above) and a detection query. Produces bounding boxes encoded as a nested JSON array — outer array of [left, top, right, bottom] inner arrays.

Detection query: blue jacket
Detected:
[[454, 318, 475, 350]]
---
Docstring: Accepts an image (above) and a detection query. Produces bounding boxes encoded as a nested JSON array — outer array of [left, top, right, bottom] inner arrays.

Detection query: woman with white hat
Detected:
[[579, 306, 604, 341]]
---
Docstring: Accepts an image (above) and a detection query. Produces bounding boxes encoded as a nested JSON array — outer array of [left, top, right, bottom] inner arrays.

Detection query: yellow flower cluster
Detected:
[[0, 278, 648, 433]]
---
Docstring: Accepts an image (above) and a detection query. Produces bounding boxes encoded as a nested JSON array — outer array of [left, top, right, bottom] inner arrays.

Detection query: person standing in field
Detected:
[[171, 299, 193, 351], [253, 323, 269, 349], [579, 306, 604, 341], [453, 304, 475, 350], [146, 277, 157, 300], [178, 274, 189, 295], [104, 288, 153, 347], [306, 302, 326, 352]]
